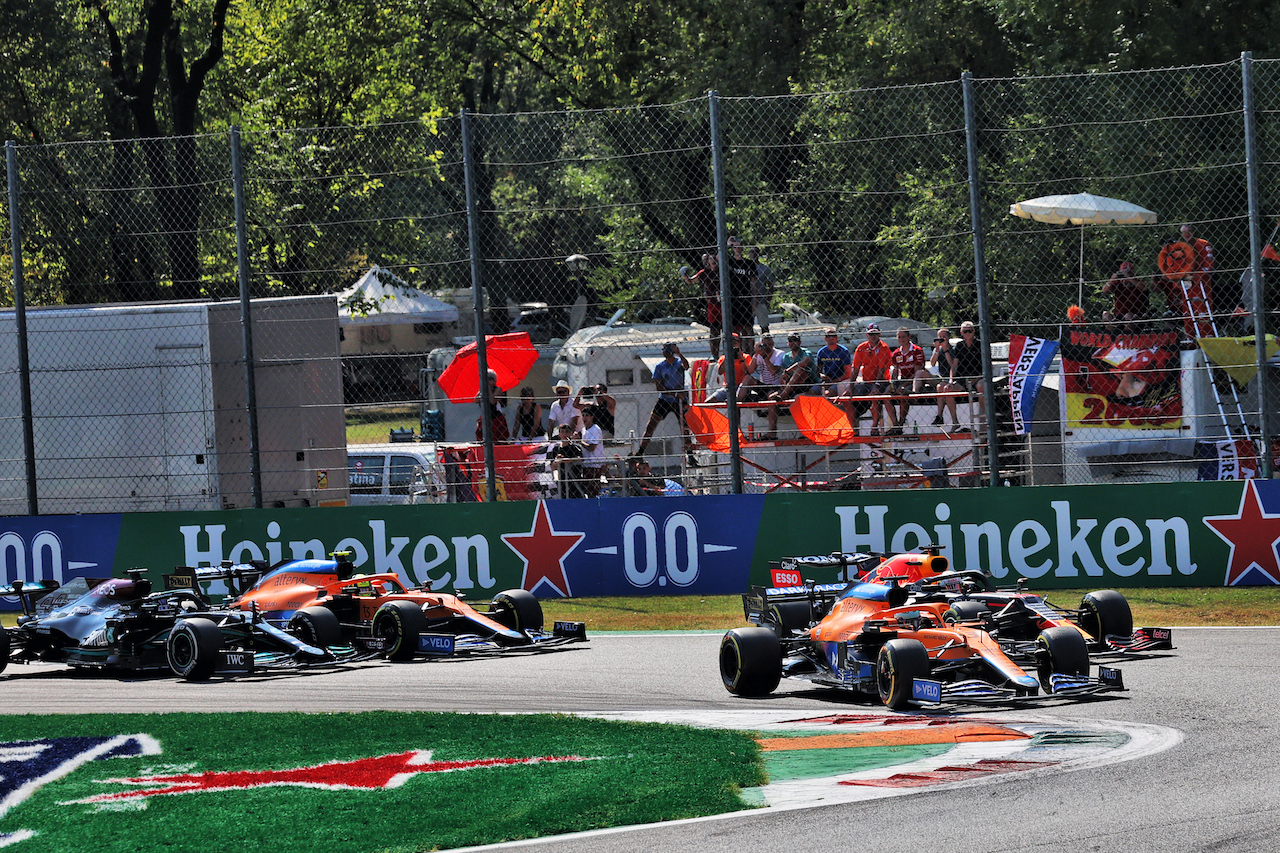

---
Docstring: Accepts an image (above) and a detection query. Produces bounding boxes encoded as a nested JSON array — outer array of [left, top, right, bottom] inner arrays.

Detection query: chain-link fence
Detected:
[[4, 58, 1280, 512]]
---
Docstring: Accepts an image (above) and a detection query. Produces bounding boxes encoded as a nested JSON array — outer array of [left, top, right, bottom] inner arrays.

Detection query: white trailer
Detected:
[[0, 296, 349, 514]]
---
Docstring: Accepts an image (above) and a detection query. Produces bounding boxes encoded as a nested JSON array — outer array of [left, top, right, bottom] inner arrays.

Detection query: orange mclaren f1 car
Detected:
[[167, 554, 585, 660], [777, 548, 1173, 655], [720, 574, 1125, 709]]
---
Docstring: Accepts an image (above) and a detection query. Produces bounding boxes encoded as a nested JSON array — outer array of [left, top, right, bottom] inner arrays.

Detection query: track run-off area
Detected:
[[2, 627, 1277, 852]]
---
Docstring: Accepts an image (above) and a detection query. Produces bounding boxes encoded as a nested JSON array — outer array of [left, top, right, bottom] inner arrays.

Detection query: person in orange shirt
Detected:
[[843, 323, 898, 436], [1180, 223, 1215, 310]]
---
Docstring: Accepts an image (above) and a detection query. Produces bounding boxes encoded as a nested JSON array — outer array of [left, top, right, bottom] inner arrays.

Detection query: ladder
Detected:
[[1179, 279, 1257, 467]]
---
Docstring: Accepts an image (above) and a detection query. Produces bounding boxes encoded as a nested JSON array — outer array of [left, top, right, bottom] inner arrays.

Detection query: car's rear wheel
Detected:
[[288, 606, 341, 648], [372, 601, 427, 661], [489, 589, 543, 633], [167, 618, 222, 681], [876, 639, 931, 710], [719, 627, 782, 697], [768, 601, 812, 636], [1035, 626, 1090, 691], [943, 600, 987, 624], [1078, 590, 1132, 648], [0, 625, 10, 675]]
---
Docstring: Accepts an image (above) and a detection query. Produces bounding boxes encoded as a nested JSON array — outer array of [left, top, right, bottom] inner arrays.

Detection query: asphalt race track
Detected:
[[3, 627, 1278, 852]]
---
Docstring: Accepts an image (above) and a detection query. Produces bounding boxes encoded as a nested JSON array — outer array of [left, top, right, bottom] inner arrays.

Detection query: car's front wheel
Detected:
[[167, 618, 222, 681], [1078, 590, 1132, 648], [876, 639, 930, 710], [489, 589, 543, 633], [1035, 626, 1090, 691], [372, 601, 427, 661]]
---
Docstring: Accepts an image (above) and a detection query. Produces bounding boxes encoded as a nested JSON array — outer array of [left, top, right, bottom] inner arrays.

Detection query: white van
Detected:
[[346, 443, 445, 505]]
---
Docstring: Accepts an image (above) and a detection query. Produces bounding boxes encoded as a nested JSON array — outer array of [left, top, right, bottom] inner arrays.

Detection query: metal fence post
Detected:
[[962, 72, 1000, 486], [461, 109, 496, 501], [230, 127, 263, 508], [1242, 52, 1273, 477], [710, 91, 743, 493], [6, 140, 38, 514]]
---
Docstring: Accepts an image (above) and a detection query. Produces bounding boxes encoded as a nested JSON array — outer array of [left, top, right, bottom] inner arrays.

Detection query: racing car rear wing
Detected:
[[164, 562, 268, 600], [0, 578, 64, 616]]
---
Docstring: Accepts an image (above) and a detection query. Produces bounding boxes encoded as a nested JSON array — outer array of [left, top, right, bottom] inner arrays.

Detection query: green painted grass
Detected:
[[0, 712, 764, 853]]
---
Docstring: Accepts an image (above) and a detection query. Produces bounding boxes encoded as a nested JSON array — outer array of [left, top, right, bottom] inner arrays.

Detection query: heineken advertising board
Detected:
[[2, 481, 1278, 607]]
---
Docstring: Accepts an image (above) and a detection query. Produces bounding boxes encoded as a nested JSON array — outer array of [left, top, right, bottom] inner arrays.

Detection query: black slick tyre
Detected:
[[372, 600, 427, 661], [167, 618, 222, 681], [1078, 590, 1132, 648], [768, 601, 812, 637], [719, 627, 782, 697], [876, 638, 930, 710], [288, 606, 342, 648], [0, 624, 9, 675], [943, 600, 987, 624], [489, 589, 543, 633], [1035, 625, 1090, 690]]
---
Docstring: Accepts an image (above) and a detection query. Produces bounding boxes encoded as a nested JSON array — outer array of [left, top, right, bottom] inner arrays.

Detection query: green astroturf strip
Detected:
[[0, 712, 765, 853], [760, 743, 954, 783]]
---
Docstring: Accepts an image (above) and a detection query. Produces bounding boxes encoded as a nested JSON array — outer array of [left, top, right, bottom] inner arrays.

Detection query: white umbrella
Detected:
[[1009, 193, 1158, 304]]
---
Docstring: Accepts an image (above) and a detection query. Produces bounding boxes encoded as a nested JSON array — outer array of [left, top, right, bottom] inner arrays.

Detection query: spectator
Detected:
[[636, 342, 695, 465], [579, 406, 605, 498], [688, 254, 722, 358], [773, 332, 818, 402], [1101, 259, 1150, 323], [749, 247, 774, 334], [889, 327, 928, 430], [1181, 223, 1215, 310], [545, 422, 585, 499], [844, 323, 897, 436], [511, 386, 544, 441], [725, 236, 757, 345], [709, 334, 752, 403], [930, 328, 959, 427], [625, 456, 666, 497], [475, 370, 510, 442], [741, 335, 785, 439], [814, 327, 853, 400], [548, 380, 581, 434], [941, 320, 984, 424], [575, 383, 616, 436]]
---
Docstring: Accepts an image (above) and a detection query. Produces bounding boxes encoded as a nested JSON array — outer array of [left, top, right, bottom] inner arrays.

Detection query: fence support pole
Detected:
[[1242, 52, 1273, 477], [230, 127, 263, 508], [710, 91, 743, 493], [6, 141, 38, 514], [461, 109, 497, 501], [962, 72, 1000, 486]]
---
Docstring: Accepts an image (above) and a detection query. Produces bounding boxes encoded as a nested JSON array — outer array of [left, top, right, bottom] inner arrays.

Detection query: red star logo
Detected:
[[501, 501, 584, 597], [67, 751, 594, 803], [1204, 482, 1280, 585]]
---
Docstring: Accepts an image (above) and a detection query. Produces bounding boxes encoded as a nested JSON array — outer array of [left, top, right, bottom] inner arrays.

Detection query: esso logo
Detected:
[[771, 568, 802, 587]]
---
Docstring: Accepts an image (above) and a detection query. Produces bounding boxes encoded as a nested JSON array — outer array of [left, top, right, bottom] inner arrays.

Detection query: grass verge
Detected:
[[540, 587, 1280, 632], [0, 712, 763, 853]]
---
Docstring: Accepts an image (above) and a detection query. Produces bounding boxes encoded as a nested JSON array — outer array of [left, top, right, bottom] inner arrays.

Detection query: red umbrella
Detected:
[[437, 332, 539, 404]]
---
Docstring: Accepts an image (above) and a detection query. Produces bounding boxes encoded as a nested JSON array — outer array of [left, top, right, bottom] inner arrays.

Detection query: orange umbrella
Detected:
[[437, 332, 539, 403], [684, 406, 744, 453], [790, 395, 858, 445]]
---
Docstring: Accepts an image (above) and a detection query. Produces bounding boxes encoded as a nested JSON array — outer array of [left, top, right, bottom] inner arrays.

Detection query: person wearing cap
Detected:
[[1102, 259, 1149, 323], [774, 333, 818, 402], [636, 342, 695, 463], [814, 328, 853, 400], [548, 380, 581, 435], [938, 321, 984, 426], [845, 323, 897, 436], [546, 421, 585, 499]]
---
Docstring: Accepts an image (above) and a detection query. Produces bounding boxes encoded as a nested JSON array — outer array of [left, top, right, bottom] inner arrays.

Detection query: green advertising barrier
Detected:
[[92, 479, 1278, 595]]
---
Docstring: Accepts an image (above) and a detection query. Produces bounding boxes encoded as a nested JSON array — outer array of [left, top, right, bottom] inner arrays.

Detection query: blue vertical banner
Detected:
[[1008, 334, 1059, 435]]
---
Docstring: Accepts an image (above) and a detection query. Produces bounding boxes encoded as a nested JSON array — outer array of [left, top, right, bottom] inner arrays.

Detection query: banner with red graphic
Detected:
[[1059, 329, 1182, 429]]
